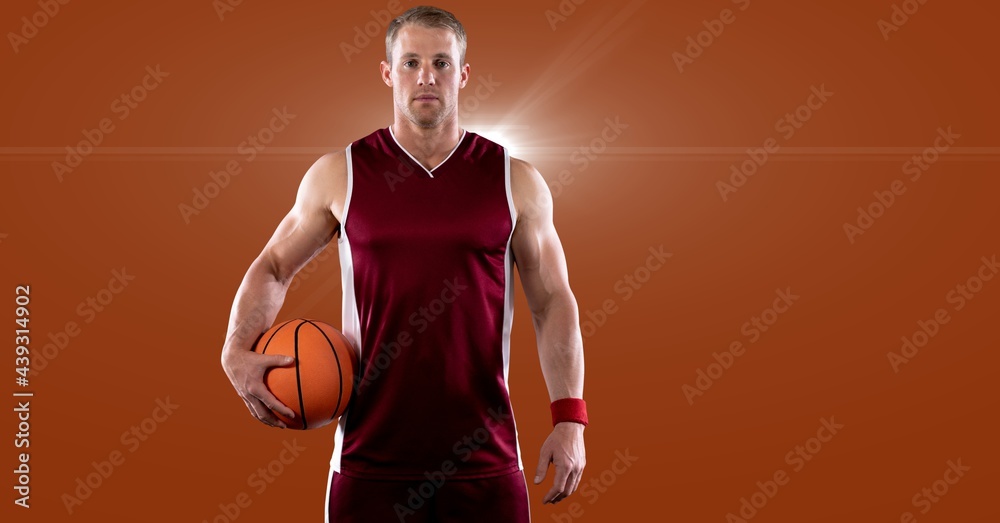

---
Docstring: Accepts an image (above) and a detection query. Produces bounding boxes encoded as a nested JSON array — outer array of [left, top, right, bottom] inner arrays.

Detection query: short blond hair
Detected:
[[385, 6, 467, 65]]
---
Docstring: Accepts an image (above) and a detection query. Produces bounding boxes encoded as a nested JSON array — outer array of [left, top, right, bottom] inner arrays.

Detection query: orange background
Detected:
[[2, 0, 998, 521]]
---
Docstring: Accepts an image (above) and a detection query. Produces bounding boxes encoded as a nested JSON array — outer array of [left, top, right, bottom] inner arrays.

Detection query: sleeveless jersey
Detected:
[[331, 126, 522, 480]]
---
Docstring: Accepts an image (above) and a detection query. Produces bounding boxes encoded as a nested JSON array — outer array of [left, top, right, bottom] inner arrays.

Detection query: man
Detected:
[[220, 6, 587, 522]]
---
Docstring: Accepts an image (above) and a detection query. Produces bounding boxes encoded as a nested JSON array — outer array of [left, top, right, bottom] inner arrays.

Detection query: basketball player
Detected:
[[220, 6, 587, 522]]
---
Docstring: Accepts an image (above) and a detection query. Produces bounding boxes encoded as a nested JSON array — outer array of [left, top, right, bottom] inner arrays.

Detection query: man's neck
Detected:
[[390, 120, 464, 169]]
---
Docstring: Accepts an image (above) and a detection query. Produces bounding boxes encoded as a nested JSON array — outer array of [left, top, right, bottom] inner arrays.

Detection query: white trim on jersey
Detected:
[[522, 470, 533, 523], [502, 147, 516, 385], [324, 465, 335, 523], [388, 124, 467, 178], [502, 146, 524, 472], [331, 143, 362, 474]]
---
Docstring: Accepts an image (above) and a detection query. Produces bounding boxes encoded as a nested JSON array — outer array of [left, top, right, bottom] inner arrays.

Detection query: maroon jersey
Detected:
[[331, 126, 522, 480]]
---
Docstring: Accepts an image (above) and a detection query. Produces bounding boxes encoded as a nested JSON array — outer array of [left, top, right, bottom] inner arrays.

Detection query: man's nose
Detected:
[[417, 65, 435, 85]]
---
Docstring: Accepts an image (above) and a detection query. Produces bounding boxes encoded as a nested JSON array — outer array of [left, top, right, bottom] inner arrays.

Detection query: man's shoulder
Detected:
[[296, 151, 349, 218], [507, 156, 551, 222], [508, 156, 545, 194], [307, 150, 348, 184]]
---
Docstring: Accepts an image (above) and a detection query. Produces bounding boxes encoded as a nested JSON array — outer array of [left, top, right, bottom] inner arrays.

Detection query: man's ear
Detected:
[[380, 61, 393, 87], [460, 62, 470, 89]]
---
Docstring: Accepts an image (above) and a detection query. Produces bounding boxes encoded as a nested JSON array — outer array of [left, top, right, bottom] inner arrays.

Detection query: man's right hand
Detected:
[[221, 348, 297, 429]]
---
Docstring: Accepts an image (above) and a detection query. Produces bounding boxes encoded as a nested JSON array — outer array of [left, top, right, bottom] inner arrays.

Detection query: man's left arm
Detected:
[[509, 157, 586, 505]]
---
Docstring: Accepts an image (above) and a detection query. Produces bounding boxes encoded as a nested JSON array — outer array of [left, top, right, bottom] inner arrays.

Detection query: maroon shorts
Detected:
[[326, 469, 530, 523]]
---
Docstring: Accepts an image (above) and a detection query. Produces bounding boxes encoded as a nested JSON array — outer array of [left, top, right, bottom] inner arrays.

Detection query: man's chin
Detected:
[[411, 114, 443, 128], [402, 104, 450, 128]]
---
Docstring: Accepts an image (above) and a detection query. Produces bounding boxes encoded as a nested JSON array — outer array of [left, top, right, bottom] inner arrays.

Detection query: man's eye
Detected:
[[437, 61, 449, 68]]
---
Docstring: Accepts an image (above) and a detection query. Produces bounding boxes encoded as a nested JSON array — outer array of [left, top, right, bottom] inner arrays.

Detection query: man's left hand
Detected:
[[534, 422, 586, 504]]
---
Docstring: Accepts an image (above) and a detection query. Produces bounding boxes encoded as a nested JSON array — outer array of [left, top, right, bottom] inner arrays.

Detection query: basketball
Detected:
[[251, 319, 357, 430]]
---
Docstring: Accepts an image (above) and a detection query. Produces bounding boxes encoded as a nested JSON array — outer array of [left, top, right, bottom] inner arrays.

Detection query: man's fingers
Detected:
[[543, 485, 565, 504], [244, 396, 287, 428], [249, 384, 296, 420], [569, 468, 583, 495], [567, 459, 584, 495], [243, 382, 293, 427], [224, 349, 296, 429], [263, 354, 296, 368], [534, 446, 552, 484], [544, 460, 571, 504]]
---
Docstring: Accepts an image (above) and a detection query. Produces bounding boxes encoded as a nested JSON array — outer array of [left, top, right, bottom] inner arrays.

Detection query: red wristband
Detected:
[[550, 398, 588, 426]]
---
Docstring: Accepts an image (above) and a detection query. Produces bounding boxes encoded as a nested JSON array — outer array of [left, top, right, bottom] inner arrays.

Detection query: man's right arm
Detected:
[[220, 151, 347, 428]]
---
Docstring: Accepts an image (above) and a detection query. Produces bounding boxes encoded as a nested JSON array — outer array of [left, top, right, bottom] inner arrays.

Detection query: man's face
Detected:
[[382, 24, 469, 129]]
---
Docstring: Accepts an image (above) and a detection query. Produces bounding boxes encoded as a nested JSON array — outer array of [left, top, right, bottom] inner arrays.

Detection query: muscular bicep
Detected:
[[257, 152, 345, 285], [510, 159, 574, 315]]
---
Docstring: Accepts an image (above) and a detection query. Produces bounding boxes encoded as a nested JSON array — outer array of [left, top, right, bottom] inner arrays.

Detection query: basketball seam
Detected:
[[302, 319, 345, 426], [258, 319, 295, 355], [293, 321, 308, 430]]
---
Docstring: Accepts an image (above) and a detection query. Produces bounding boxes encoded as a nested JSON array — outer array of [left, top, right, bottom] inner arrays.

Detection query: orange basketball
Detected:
[[251, 318, 357, 430]]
